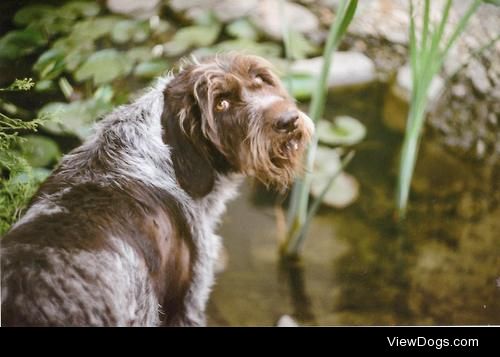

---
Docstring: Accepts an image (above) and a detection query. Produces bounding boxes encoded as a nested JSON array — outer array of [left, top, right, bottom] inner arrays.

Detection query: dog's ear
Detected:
[[161, 98, 215, 199]]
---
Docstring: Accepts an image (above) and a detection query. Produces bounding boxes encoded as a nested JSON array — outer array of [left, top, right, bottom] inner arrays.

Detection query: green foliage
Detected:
[[40, 85, 114, 140], [0, 29, 47, 61], [283, 0, 359, 257], [75, 49, 134, 84], [396, 0, 482, 219], [163, 24, 222, 56], [0, 80, 51, 235], [226, 19, 259, 40]]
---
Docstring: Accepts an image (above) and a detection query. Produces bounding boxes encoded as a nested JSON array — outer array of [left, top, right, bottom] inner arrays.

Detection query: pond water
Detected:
[[207, 84, 500, 326]]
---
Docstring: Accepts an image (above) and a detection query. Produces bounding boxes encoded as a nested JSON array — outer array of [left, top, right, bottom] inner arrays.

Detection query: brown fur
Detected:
[[1, 54, 313, 326]]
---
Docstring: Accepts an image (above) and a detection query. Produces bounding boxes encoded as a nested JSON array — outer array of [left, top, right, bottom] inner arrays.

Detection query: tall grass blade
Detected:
[[285, 151, 355, 256], [283, 0, 358, 256], [396, 0, 481, 218]]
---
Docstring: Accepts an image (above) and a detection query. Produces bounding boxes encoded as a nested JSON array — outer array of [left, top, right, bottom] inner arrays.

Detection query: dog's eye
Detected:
[[215, 99, 230, 112]]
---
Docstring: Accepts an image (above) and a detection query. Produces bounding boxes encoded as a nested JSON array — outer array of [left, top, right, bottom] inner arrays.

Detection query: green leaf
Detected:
[[20, 135, 60, 168], [317, 116, 366, 146], [40, 86, 114, 140], [0, 29, 47, 61], [163, 25, 221, 56], [10, 168, 51, 185], [13, 5, 56, 26], [226, 19, 259, 40], [53, 36, 95, 71], [75, 49, 133, 85], [127, 47, 154, 63], [111, 20, 150, 44], [33, 49, 66, 80], [59, 1, 100, 18], [71, 16, 121, 42], [134, 59, 170, 78], [482, 0, 500, 5], [35, 80, 55, 92]]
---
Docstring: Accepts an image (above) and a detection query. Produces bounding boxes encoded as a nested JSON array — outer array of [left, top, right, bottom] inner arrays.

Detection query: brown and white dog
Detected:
[[1, 54, 314, 326]]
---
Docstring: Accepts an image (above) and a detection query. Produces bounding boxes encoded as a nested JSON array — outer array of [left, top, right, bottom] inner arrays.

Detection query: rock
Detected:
[[348, 0, 409, 45], [213, 0, 257, 22], [276, 315, 299, 327], [391, 64, 445, 109], [467, 59, 492, 94], [451, 84, 468, 98], [169, 0, 213, 13], [341, 0, 500, 160], [290, 52, 376, 90], [169, 0, 257, 23], [250, 0, 319, 40], [106, 0, 160, 19]]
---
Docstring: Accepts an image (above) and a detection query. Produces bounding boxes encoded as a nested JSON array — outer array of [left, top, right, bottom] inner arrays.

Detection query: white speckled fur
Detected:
[[3, 75, 242, 326]]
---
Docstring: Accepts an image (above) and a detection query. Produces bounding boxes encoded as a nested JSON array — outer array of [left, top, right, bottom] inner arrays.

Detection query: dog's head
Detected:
[[162, 54, 314, 198]]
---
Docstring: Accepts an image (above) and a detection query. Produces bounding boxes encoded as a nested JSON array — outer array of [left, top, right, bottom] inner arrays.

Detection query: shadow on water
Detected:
[[207, 83, 500, 326]]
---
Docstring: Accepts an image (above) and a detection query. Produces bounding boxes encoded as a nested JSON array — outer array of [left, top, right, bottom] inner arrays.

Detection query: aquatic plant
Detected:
[[282, 0, 358, 257], [396, 0, 487, 219]]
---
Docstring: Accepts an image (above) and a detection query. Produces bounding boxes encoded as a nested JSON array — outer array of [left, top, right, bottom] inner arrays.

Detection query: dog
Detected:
[[1, 54, 314, 326]]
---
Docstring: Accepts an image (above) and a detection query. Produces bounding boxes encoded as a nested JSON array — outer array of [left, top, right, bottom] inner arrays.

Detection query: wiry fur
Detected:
[[1, 54, 313, 326]]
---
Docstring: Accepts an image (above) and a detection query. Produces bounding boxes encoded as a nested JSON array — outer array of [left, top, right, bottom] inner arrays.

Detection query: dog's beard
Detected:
[[241, 120, 312, 191]]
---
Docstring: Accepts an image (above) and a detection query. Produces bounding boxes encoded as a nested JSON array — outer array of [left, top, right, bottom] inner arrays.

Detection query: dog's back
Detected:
[[1, 54, 314, 326], [1, 83, 192, 327]]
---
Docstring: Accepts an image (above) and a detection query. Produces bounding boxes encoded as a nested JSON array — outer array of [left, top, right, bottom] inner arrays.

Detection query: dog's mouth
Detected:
[[278, 131, 305, 158], [283, 136, 300, 154]]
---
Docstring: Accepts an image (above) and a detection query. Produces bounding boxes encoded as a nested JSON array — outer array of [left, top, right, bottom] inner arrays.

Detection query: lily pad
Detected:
[[75, 49, 134, 85], [226, 19, 259, 40], [310, 171, 360, 209], [34, 48, 66, 80], [313, 145, 342, 174], [20, 135, 60, 168], [282, 73, 316, 101], [163, 24, 221, 56], [317, 116, 367, 146], [134, 59, 170, 78], [311, 146, 359, 208], [111, 20, 150, 44]]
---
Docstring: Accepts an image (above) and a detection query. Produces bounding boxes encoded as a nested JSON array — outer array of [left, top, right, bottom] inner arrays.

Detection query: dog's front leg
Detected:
[[177, 232, 221, 327]]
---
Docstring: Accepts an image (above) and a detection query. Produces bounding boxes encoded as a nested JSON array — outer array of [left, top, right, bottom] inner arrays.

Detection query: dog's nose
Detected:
[[274, 111, 299, 133]]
